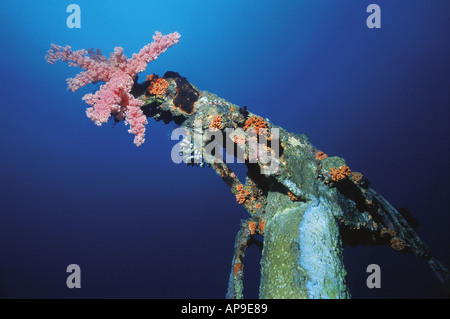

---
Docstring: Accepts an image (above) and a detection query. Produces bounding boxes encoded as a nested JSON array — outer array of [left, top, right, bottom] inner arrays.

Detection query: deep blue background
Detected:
[[0, 0, 449, 298]]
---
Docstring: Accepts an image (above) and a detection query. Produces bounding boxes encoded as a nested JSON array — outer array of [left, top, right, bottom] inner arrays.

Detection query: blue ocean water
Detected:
[[0, 0, 449, 298]]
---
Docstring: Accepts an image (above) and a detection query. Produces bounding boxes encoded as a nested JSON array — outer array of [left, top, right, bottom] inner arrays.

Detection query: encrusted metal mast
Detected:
[[135, 72, 449, 298]]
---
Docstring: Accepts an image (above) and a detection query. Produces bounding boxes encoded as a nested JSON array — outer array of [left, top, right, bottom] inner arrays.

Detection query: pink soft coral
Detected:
[[46, 31, 181, 146]]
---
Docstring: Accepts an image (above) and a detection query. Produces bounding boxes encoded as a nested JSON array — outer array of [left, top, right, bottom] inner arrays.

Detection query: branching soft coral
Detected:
[[45, 31, 180, 146]]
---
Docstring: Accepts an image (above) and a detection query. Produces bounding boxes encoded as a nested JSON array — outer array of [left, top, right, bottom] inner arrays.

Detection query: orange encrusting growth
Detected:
[[233, 262, 243, 277], [235, 184, 246, 204], [146, 74, 169, 95], [234, 182, 266, 214], [243, 116, 268, 135], [235, 193, 246, 204], [209, 115, 223, 130], [258, 220, 265, 235], [315, 151, 328, 160], [380, 227, 397, 238], [351, 172, 363, 184], [287, 191, 298, 201], [330, 165, 351, 182], [249, 221, 257, 235], [234, 134, 246, 146], [390, 238, 406, 251]]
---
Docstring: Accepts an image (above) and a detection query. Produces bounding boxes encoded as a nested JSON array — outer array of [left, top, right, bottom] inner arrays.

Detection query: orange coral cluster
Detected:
[[243, 116, 268, 135], [235, 193, 246, 204], [249, 220, 265, 235], [249, 221, 257, 235], [287, 191, 298, 201], [258, 220, 265, 235], [329, 165, 351, 182], [235, 184, 246, 204], [315, 151, 328, 160], [209, 115, 223, 130], [234, 181, 266, 214], [233, 262, 243, 277], [390, 238, 405, 251], [214, 163, 264, 211], [351, 172, 363, 185], [234, 134, 246, 146], [146, 74, 169, 95]]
